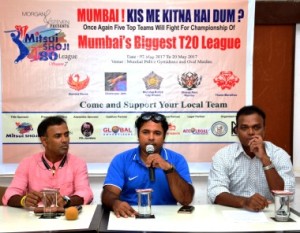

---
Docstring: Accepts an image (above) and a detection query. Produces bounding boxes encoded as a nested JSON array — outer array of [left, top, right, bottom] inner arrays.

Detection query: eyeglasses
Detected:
[[141, 113, 166, 122]]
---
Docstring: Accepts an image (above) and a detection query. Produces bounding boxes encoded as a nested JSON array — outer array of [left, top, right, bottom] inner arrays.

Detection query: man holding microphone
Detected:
[[101, 112, 194, 218]]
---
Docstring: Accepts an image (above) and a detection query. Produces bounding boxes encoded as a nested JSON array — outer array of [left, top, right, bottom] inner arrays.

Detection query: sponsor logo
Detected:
[[167, 123, 180, 135], [128, 176, 138, 181], [231, 121, 237, 136], [81, 122, 94, 137], [182, 128, 209, 135], [102, 126, 133, 136], [43, 10, 70, 28], [16, 122, 33, 134], [211, 121, 228, 136], [22, 9, 70, 28], [168, 123, 176, 131]]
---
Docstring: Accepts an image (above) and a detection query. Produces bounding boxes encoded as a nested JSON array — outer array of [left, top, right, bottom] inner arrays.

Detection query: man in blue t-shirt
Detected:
[[101, 112, 194, 218]]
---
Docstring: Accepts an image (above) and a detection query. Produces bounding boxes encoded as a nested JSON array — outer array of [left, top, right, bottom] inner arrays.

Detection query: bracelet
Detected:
[[20, 195, 27, 207], [263, 163, 275, 171]]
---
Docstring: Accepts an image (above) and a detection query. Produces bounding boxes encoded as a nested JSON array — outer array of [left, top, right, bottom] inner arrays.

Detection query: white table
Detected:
[[101, 204, 300, 232], [0, 205, 100, 233]]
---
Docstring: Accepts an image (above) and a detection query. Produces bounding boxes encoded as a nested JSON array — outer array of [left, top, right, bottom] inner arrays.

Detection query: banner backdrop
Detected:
[[0, 0, 254, 174]]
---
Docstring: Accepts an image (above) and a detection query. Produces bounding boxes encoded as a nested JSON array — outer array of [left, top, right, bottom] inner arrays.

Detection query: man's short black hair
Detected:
[[37, 116, 67, 137], [236, 105, 266, 126], [135, 112, 169, 138]]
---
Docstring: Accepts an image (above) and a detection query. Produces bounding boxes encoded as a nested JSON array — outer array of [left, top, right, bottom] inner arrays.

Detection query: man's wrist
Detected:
[[260, 154, 271, 166], [164, 164, 175, 174], [111, 199, 122, 210]]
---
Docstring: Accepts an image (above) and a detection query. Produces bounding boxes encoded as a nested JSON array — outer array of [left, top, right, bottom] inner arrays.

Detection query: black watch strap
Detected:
[[63, 196, 71, 208]]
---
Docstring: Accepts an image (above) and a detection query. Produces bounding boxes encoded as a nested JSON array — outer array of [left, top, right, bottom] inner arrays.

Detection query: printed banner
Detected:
[[0, 0, 255, 174]]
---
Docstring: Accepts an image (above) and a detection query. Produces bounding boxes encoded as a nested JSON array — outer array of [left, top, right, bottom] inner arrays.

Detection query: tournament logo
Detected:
[[178, 72, 202, 90], [4, 23, 71, 64], [16, 122, 33, 134], [213, 71, 239, 90], [211, 121, 228, 136], [68, 73, 90, 91], [143, 71, 163, 90]]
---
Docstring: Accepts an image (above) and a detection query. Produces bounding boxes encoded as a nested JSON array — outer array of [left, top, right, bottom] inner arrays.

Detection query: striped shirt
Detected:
[[207, 141, 295, 203]]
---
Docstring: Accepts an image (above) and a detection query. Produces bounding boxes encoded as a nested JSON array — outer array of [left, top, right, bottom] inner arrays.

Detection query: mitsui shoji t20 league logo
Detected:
[[4, 24, 70, 64]]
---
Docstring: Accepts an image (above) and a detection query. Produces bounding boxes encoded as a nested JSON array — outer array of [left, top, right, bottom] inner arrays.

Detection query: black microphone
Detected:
[[146, 145, 155, 182]]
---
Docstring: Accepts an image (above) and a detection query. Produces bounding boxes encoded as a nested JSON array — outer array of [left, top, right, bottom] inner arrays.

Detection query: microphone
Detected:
[[146, 145, 155, 182]]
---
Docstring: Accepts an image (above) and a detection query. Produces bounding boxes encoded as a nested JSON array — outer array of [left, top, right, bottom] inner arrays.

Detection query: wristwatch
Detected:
[[263, 162, 275, 171], [164, 164, 175, 174], [63, 196, 71, 208]]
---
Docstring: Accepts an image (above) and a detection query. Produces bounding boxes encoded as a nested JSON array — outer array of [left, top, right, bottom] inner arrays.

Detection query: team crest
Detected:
[[68, 73, 90, 91], [213, 71, 239, 90], [143, 71, 163, 89], [178, 72, 202, 90]]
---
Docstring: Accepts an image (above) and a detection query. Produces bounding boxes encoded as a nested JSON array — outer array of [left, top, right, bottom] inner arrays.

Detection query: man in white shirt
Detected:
[[207, 105, 295, 212]]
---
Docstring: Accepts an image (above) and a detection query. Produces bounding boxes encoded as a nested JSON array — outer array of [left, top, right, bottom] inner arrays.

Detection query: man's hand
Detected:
[[145, 153, 172, 171], [248, 135, 267, 159], [25, 190, 43, 207], [243, 193, 271, 212], [57, 194, 65, 208], [112, 200, 137, 218]]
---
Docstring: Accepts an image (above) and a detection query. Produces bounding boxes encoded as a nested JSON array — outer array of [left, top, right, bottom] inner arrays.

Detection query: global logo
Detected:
[[16, 122, 33, 134], [211, 121, 228, 136], [112, 126, 120, 133], [103, 126, 133, 136]]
